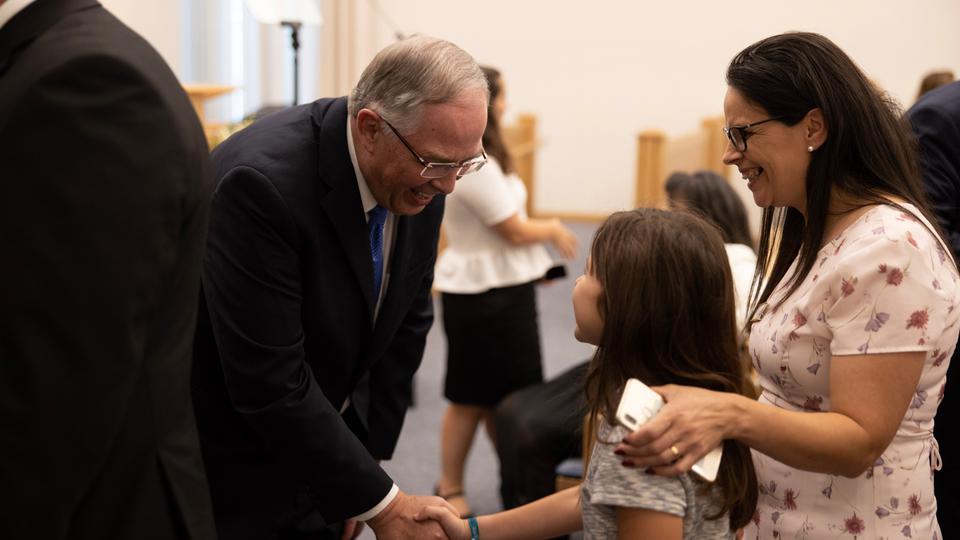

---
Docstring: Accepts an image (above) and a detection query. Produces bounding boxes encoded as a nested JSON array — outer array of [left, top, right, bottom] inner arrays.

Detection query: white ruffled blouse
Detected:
[[434, 158, 554, 294]]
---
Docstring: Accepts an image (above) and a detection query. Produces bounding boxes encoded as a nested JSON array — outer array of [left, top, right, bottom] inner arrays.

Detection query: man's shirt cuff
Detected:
[[352, 483, 399, 522]]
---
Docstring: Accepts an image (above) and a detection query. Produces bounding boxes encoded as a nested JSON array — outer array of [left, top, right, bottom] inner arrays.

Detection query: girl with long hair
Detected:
[[417, 209, 758, 539]]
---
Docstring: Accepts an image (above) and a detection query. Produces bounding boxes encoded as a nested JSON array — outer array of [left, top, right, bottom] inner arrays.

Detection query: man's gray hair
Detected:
[[348, 35, 488, 132]]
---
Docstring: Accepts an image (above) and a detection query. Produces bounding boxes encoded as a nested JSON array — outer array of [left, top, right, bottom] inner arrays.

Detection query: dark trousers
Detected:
[[494, 361, 589, 509], [935, 348, 958, 537]]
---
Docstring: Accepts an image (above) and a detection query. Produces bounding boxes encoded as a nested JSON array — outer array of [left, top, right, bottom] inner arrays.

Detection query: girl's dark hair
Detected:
[[726, 32, 939, 319], [480, 66, 514, 174], [584, 209, 758, 530], [671, 170, 754, 249]]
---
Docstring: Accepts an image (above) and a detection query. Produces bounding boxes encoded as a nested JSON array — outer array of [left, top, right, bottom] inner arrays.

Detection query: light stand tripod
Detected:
[[280, 20, 302, 106]]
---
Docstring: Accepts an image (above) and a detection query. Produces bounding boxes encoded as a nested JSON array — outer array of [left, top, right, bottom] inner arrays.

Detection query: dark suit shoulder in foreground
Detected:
[[0, 1, 216, 539]]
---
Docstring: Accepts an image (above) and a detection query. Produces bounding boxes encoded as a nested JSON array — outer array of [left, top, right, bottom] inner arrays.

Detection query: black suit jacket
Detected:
[[0, 1, 216, 539], [908, 81, 960, 259], [907, 79, 960, 537], [192, 97, 442, 538]]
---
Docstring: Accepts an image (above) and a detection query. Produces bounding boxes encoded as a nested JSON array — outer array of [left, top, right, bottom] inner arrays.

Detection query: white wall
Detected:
[[368, 0, 960, 216], [99, 1, 326, 122], [99, 0, 183, 75]]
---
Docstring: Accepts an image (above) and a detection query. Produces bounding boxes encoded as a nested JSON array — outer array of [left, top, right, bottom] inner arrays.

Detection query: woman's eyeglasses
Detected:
[[722, 116, 784, 152]]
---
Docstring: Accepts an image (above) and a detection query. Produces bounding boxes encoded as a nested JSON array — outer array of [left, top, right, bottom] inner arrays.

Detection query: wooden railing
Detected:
[[634, 116, 728, 208], [502, 113, 540, 217]]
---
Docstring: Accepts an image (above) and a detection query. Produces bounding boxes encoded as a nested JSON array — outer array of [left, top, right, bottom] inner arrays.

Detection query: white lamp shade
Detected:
[[245, 0, 322, 25]]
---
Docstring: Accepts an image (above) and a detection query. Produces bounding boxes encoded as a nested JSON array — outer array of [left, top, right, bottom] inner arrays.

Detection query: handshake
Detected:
[[359, 490, 468, 540]]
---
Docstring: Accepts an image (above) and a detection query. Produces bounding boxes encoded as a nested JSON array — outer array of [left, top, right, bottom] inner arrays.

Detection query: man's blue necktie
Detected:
[[368, 205, 388, 299]]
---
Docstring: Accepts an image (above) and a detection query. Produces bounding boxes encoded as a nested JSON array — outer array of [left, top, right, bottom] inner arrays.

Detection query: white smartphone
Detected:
[[615, 378, 723, 482]]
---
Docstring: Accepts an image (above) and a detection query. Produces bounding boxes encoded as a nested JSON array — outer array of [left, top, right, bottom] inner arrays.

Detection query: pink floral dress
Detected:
[[744, 204, 960, 540]]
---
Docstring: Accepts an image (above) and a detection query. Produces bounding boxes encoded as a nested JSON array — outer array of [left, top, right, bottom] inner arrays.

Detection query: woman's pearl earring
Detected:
[[807, 145, 815, 152]]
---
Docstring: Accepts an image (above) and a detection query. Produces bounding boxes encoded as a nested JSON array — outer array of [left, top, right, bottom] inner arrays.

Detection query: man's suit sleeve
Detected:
[[909, 101, 960, 257], [202, 167, 392, 521]]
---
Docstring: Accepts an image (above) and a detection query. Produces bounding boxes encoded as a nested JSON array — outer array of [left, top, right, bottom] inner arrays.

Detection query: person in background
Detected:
[[192, 35, 487, 540], [664, 171, 691, 204], [433, 65, 578, 517], [667, 170, 756, 330], [915, 70, 955, 102], [907, 79, 960, 539], [417, 209, 758, 539], [494, 360, 588, 516], [0, 0, 216, 537], [620, 32, 960, 539]]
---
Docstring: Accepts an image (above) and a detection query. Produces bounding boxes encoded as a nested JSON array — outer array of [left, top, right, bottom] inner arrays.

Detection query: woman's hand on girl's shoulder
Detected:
[[613, 385, 738, 476]]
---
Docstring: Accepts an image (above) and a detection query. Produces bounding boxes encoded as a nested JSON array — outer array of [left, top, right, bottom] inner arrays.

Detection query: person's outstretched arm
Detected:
[[414, 486, 583, 540], [493, 215, 578, 259]]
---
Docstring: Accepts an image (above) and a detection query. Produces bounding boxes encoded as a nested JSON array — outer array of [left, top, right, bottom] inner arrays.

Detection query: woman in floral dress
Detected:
[[615, 32, 960, 539]]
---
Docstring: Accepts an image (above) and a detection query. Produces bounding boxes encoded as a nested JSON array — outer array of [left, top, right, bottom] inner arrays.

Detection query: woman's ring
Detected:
[[670, 445, 680, 458]]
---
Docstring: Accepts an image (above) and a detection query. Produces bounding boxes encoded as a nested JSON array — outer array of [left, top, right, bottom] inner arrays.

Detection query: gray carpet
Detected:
[[359, 219, 599, 538]]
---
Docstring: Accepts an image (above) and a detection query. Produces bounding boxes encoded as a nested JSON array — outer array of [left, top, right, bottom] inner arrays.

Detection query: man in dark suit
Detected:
[[0, 1, 216, 538], [908, 80, 960, 538], [192, 35, 489, 539]]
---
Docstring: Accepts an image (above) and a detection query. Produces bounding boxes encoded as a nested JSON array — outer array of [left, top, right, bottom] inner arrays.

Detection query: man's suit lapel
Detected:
[[314, 98, 378, 316], [0, 0, 99, 77]]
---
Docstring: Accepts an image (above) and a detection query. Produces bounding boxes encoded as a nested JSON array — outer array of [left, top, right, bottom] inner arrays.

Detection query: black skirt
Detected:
[[441, 280, 544, 407]]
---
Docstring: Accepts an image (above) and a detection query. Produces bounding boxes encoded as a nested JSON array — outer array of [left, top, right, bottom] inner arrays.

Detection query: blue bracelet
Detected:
[[468, 516, 480, 540]]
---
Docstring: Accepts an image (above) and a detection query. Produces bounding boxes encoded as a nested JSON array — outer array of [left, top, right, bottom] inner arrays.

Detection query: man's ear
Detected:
[[804, 108, 828, 150], [355, 109, 381, 153]]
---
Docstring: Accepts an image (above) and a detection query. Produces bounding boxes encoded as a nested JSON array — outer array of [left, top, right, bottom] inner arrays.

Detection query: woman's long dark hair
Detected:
[[727, 32, 940, 320], [672, 170, 754, 249], [480, 66, 514, 173], [584, 209, 758, 530]]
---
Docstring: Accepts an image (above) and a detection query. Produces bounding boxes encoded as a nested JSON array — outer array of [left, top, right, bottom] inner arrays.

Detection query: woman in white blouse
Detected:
[[433, 66, 577, 517]]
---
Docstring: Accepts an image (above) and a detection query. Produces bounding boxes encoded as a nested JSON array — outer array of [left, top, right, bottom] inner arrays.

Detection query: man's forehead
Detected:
[[408, 100, 486, 162]]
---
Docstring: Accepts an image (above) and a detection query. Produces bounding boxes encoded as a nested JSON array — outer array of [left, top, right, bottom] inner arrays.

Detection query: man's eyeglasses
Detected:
[[380, 116, 486, 179], [722, 116, 784, 153]]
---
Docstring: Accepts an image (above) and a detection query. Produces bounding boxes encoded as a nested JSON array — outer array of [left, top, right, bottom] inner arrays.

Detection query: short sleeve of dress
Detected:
[[823, 212, 957, 356], [584, 425, 687, 517], [450, 159, 519, 226]]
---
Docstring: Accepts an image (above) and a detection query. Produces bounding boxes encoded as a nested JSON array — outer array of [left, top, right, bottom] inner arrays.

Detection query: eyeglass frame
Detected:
[[722, 116, 785, 153], [378, 114, 487, 179]]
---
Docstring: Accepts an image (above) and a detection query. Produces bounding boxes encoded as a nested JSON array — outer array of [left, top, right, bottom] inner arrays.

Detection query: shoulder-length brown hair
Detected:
[[480, 66, 514, 174], [584, 209, 758, 530]]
